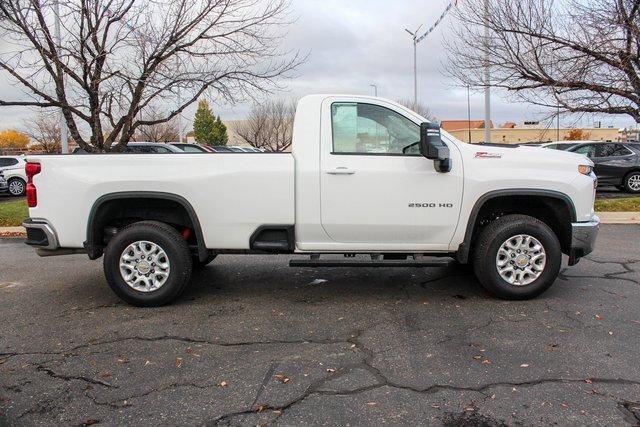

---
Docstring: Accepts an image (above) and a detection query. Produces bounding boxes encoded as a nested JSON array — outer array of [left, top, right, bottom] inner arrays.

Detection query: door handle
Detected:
[[327, 167, 356, 175]]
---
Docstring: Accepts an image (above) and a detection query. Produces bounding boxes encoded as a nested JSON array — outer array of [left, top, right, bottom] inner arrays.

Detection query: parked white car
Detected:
[[21, 95, 599, 306], [0, 156, 27, 196]]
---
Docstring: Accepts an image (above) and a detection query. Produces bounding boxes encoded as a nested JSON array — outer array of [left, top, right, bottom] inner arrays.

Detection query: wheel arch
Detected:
[[85, 191, 208, 261], [456, 189, 576, 264]]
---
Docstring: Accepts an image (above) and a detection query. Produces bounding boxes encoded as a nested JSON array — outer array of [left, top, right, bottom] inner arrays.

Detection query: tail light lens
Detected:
[[25, 162, 41, 207]]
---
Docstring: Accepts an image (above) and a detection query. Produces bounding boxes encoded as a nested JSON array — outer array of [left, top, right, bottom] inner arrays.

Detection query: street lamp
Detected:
[[404, 25, 422, 107], [370, 84, 378, 97], [483, 0, 491, 143]]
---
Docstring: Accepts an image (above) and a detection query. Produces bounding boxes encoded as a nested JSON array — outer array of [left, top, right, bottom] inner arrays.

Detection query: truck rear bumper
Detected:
[[23, 218, 59, 249], [568, 215, 599, 266]]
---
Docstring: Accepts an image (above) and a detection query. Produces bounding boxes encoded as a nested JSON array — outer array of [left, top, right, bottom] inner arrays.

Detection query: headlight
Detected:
[[578, 165, 593, 175]]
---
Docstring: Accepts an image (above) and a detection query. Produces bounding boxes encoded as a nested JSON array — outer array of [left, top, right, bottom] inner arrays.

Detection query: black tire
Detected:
[[193, 253, 217, 268], [622, 171, 640, 193], [103, 221, 192, 307], [472, 214, 562, 300], [7, 178, 26, 197]]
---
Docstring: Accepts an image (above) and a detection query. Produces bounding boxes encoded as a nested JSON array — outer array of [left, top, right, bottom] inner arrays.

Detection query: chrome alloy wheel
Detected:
[[8, 180, 24, 196], [119, 241, 171, 292], [496, 234, 546, 286], [628, 174, 640, 191]]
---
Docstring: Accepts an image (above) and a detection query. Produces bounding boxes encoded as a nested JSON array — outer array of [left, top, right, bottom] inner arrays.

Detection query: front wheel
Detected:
[[472, 214, 562, 300], [103, 221, 193, 307], [7, 178, 26, 197], [623, 171, 640, 193]]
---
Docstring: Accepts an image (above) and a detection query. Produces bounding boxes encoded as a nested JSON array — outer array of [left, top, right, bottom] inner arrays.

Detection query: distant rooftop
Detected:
[[440, 120, 493, 131]]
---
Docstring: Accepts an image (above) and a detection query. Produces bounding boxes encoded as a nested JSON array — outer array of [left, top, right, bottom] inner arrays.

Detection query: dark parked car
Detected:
[[73, 142, 184, 154], [170, 143, 211, 153], [567, 142, 640, 193]]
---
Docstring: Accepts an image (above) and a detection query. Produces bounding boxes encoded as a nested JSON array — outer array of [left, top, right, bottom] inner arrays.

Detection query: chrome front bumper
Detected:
[[568, 215, 600, 266]]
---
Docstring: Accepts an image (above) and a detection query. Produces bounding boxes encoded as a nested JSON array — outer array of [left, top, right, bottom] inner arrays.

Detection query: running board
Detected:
[[289, 258, 453, 268]]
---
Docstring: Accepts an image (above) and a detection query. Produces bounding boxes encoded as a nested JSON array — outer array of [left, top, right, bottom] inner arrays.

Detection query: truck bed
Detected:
[[26, 153, 295, 249]]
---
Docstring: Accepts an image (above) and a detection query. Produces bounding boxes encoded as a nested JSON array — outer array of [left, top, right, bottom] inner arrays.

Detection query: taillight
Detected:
[[25, 162, 41, 207]]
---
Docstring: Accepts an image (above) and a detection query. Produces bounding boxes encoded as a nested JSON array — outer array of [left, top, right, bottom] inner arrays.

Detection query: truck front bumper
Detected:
[[568, 215, 599, 266]]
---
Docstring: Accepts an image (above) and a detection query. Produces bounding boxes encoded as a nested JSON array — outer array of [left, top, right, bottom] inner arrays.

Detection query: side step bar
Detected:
[[289, 258, 453, 268]]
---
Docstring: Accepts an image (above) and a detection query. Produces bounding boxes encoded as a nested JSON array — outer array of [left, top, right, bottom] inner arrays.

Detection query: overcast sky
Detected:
[[0, 0, 636, 132]]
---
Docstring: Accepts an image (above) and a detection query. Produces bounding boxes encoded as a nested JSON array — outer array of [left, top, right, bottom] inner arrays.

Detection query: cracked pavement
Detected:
[[1, 225, 639, 426]]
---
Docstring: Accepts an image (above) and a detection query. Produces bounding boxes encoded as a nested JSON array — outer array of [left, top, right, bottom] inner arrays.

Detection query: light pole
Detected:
[[53, 0, 69, 153], [467, 86, 472, 144], [405, 25, 422, 107], [370, 84, 378, 97], [483, 0, 491, 143]]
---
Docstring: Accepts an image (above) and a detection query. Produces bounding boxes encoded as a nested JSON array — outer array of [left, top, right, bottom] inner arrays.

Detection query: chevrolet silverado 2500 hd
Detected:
[[22, 95, 599, 306]]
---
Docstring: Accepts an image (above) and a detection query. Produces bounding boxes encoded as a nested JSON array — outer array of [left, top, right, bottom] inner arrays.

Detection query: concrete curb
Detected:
[[0, 213, 638, 238], [596, 211, 640, 224]]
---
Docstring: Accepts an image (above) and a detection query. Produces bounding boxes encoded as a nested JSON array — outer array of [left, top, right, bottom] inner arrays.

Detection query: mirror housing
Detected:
[[420, 122, 451, 173]]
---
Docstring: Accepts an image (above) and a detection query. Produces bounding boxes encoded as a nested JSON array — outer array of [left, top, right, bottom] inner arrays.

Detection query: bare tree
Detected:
[[235, 99, 295, 151], [0, 0, 302, 152], [446, 0, 640, 122], [135, 105, 180, 142], [23, 111, 61, 153], [396, 99, 438, 122]]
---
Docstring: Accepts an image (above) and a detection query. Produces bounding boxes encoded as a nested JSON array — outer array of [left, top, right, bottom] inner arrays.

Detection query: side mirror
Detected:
[[420, 122, 451, 173]]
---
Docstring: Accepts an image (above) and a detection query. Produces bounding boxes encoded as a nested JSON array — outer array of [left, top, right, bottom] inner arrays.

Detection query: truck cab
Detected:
[[22, 95, 599, 306]]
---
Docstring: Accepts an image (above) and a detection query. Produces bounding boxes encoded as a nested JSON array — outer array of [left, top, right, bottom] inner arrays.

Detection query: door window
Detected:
[[331, 103, 420, 155], [595, 144, 633, 157], [573, 144, 597, 158], [0, 158, 19, 167]]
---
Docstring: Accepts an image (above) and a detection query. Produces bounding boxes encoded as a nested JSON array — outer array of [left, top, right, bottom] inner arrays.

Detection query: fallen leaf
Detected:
[[365, 402, 377, 406], [595, 314, 603, 320], [82, 420, 99, 426], [117, 357, 129, 364], [482, 359, 492, 365], [561, 403, 569, 409], [256, 405, 266, 412], [186, 347, 200, 358], [520, 364, 530, 368], [326, 368, 336, 373], [473, 355, 482, 360], [219, 381, 228, 388], [608, 331, 614, 335], [585, 378, 593, 384], [144, 360, 152, 366], [175, 357, 183, 368], [274, 374, 290, 384]]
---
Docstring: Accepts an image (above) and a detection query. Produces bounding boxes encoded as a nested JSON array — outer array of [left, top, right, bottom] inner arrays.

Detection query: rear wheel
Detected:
[[103, 221, 192, 307], [472, 215, 562, 300], [623, 171, 640, 193], [7, 178, 25, 197]]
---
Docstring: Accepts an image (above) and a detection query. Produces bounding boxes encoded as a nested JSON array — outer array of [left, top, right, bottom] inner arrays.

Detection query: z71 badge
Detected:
[[474, 151, 502, 159]]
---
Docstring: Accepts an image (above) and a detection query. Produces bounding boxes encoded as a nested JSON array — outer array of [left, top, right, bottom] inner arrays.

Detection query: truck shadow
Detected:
[[183, 255, 487, 305]]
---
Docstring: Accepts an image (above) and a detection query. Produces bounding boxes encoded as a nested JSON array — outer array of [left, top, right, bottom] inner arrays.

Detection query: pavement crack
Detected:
[[36, 365, 116, 388]]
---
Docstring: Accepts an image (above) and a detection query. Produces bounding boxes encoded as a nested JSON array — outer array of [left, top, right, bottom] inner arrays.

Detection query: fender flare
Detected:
[[84, 191, 208, 261], [456, 189, 576, 264]]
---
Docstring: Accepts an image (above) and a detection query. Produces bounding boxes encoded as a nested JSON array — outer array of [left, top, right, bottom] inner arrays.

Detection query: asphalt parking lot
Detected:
[[0, 225, 639, 426]]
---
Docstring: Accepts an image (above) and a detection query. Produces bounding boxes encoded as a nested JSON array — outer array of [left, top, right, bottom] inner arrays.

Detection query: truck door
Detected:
[[319, 99, 463, 249]]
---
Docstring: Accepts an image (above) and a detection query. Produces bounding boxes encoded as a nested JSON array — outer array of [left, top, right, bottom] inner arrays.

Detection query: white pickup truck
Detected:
[[22, 95, 599, 306]]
